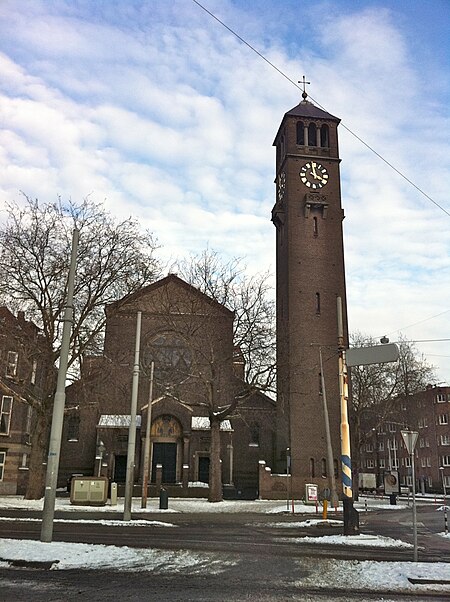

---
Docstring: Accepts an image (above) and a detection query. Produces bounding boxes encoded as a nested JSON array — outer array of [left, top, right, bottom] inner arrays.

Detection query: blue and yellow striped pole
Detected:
[[337, 297, 359, 535], [339, 350, 352, 499]]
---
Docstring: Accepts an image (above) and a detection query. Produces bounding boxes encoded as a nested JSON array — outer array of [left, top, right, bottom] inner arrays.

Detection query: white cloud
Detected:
[[0, 1, 448, 380]]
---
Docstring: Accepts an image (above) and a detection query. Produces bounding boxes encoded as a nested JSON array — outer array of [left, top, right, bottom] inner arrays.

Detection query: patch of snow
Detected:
[[0, 517, 176, 527], [283, 534, 412, 547]]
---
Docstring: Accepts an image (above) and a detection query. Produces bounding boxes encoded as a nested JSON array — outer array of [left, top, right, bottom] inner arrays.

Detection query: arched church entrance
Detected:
[[150, 415, 183, 484]]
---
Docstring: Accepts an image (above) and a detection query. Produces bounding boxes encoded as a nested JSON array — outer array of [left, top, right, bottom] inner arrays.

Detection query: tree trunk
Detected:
[[25, 401, 52, 499], [208, 417, 223, 503]]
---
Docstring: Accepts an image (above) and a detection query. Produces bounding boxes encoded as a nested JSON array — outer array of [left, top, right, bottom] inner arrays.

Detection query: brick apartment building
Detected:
[[359, 385, 450, 494], [0, 307, 49, 494]]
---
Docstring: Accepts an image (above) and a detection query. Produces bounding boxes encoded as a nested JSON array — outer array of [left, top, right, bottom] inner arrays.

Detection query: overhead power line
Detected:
[[192, 0, 450, 218]]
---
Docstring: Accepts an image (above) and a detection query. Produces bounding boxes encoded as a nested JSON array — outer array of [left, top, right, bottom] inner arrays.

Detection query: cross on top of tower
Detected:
[[298, 75, 310, 101]]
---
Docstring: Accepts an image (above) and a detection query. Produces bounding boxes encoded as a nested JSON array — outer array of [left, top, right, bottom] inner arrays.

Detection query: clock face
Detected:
[[299, 162, 329, 190], [277, 172, 286, 201]]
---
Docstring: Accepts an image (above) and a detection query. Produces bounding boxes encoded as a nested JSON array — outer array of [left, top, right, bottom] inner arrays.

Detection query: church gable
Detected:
[[106, 274, 234, 320]]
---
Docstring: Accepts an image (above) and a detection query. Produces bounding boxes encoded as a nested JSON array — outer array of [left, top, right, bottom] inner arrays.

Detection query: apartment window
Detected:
[[425, 438, 430, 447], [366, 459, 374, 469], [418, 417, 428, 428], [392, 459, 399, 469], [388, 423, 396, 432], [428, 477, 433, 488], [419, 438, 425, 448], [427, 457, 431, 467], [0, 451, 5, 480], [388, 439, 398, 450], [440, 456, 450, 467], [438, 414, 448, 425], [6, 351, 18, 377], [31, 359, 37, 385], [421, 458, 427, 468], [441, 434, 450, 446], [25, 406, 33, 435], [444, 476, 450, 488], [405, 457, 411, 468], [366, 443, 373, 453], [0, 396, 13, 435], [20, 453, 28, 469], [379, 459, 385, 469], [437, 393, 446, 403], [406, 475, 413, 486], [378, 441, 384, 452]]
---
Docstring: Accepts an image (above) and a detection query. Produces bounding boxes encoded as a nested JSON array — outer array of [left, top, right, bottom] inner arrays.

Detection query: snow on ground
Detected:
[[0, 516, 176, 527], [282, 534, 413, 548], [0, 538, 449, 595], [0, 495, 448, 594], [0, 495, 413, 515]]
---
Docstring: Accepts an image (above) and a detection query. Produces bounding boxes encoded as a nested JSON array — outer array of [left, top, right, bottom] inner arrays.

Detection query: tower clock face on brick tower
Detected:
[[299, 161, 328, 189], [271, 93, 349, 499]]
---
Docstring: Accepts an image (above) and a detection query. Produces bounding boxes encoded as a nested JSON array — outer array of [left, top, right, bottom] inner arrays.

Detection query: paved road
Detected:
[[0, 503, 449, 601]]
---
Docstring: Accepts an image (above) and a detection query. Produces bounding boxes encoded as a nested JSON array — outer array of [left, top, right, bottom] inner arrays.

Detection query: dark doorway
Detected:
[[113, 455, 127, 482], [198, 456, 210, 484], [151, 442, 177, 483]]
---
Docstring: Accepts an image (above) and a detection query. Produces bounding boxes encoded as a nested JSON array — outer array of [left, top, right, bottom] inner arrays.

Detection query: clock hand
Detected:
[[310, 171, 324, 181]]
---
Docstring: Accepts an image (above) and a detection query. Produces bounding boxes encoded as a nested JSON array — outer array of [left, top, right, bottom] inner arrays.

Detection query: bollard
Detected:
[[159, 487, 168, 510], [322, 499, 328, 520], [110, 482, 118, 506]]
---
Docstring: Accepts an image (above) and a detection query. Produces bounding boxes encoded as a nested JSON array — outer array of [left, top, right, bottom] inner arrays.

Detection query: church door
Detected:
[[151, 442, 177, 483], [113, 455, 127, 482], [198, 456, 210, 483]]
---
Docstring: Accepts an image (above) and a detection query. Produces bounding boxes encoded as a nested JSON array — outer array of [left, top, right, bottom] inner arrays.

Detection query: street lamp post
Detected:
[[97, 440, 106, 477], [440, 466, 448, 535]]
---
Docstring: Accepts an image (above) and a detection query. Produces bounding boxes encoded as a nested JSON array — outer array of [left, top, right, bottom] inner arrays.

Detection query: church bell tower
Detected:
[[272, 88, 349, 496]]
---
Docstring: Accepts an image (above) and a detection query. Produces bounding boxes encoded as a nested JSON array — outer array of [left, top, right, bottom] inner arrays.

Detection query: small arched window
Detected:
[[321, 458, 327, 477], [315, 292, 321, 314], [320, 124, 329, 148], [296, 121, 304, 145], [310, 458, 315, 478], [308, 122, 317, 146]]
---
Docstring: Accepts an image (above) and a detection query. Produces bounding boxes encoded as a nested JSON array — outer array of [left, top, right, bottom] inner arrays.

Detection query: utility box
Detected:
[[70, 477, 109, 506]]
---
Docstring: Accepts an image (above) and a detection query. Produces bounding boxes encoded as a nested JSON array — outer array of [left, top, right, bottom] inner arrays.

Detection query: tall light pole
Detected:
[[41, 228, 79, 543], [318, 346, 338, 508], [141, 361, 154, 509], [440, 466, 448, 535], [123, 311, 142, 522]]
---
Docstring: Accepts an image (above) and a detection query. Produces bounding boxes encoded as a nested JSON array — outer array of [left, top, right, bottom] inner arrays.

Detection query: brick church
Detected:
[[59, 274, 276, 498], [1, 93, 350, 500]]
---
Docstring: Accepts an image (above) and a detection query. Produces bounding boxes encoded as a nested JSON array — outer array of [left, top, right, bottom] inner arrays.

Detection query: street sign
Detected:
[[346, 343, 399, 367], [401, 430, 419, 454]]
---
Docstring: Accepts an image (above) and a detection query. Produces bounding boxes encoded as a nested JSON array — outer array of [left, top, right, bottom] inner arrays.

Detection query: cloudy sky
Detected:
[[0, 0, 449, 382]]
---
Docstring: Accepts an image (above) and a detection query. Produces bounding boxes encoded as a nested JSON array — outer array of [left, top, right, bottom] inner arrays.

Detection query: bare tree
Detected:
[[0, 195, 160, 498], [175, 249, 276, 393], [349, 332, 436, 476], [164, 251, 276, 502]]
